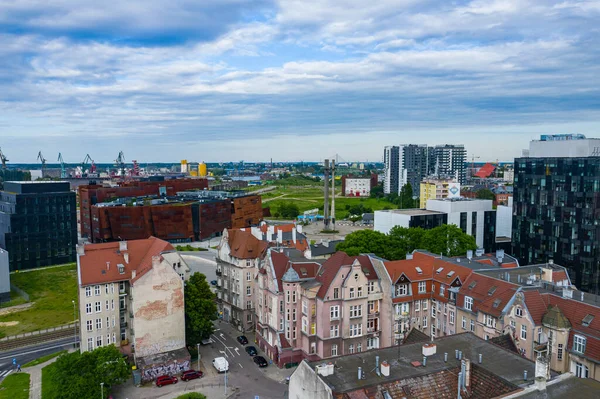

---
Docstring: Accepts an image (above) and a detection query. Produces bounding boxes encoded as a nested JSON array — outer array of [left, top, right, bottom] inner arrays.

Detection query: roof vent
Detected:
[[447, 271, 455, 278], [436, 267, 444, 274]]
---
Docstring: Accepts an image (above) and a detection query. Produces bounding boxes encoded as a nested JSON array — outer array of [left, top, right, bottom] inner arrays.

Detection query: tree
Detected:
[[185, 273, 218, 345], [370, 185, 384, 198], [476, 189, 495, 201], [349, 215, 362, 225], [387, 226, 426, 260], [335, 230, 390, 258], [398, 183, 416, 209], [278, 202, 300, 218], [422, 225, 477, 257], [46, 345, 129, 399]]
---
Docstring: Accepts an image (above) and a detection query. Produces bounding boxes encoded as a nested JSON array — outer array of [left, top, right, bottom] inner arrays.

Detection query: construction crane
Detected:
[[115, 151, 126, 178], [37, 151, 47, 178], [469, 154, 481, 180], [0, 147, 8, 170], [57, 153, 67, 178]]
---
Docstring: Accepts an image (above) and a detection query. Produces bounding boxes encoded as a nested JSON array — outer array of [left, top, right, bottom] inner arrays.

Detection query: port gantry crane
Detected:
[[37, 151, 47, 178], [58, 153, 67, 178], [0, 147, 8, 170], [115, 151, 126, 179]]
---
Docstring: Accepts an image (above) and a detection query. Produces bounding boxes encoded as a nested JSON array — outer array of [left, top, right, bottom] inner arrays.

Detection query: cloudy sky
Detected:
[[1, 0, 599, 163]]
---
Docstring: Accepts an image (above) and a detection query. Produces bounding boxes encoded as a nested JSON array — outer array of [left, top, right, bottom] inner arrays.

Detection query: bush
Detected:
[[175, 393, 207, 399]]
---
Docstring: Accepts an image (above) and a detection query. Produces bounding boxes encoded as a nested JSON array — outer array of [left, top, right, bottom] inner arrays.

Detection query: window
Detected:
[[292, 291, 297, 303], [86, 303, 92, 315], [418, 282, 426, 293], [462, 316, 466, 329], [573, 335, 586, 354], [85, 287, 92, 297], [537, 328, 542, 343], [95, 285, 100, 296], [110, 284, 114, 294], [470, 320, 475, 332], [279, 318, 284, 331], [350, 305, 362, 318], [280, 301, 284, 313], [247, 300, 252, 310], [111, 299, 114, 310], [311, 323, 316, 335], [87, 337, 94, 351], [423, 317, 427, 328], [330, 325, 339, 338], [331, 344, 338, 357], [302, 317, 308, 333], [516, 307, 523, 317], [106, 317, 109, 328], [575, 362, 589, 379], [367, 281, 375, 294], [302, 301, 308, 315], [465, 296, 473, 311], [86, 320, 93, 331], [95, 301, 101, 313], [415, 301, 420, 311], [558, 344, 563, 360], [96, 336, 102, 347], [105, 284, 109, 294], [510, 319, 516, 328], [431, 306, 436, 318], [286, 291, 290, 303], [357, 287, 363, 297], [246, 260, 251, 267], [357, 343, 362, 353], [521, 325, 527, 340], [112, 316, 116, 327], [440, 285, 445, 297], [422, 300, 428, 310], [449, 311, 455, 325], [330, 306, 340, 320], [112, 333, 116, 344], [333, 288, 339, 299], [396, 284, 408, 296], [286, 309, 290, 321], [105, 300, 109, 311], [246, 272, 251, 281], [247, 313, 253, 323], [350, 324, 362, 337], [292, 309, 296, 321], [349, 288, 355, 298], [349, 344, 354, 354], [96, 318, 102, 329]]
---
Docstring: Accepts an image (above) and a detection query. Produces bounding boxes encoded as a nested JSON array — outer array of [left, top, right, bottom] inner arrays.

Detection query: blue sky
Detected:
[[1, 0, 599, 163]]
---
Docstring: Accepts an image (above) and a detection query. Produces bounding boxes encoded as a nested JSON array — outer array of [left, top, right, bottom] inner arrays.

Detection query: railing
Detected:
[[0, 322, 79, 342]]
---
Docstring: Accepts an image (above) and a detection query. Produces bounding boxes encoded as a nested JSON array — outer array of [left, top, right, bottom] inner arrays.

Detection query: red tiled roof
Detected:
[[290, 262, 321, 280], [552, 270, 569, 284], [78, 237, 173, 286], [458, 274, 519, 317], [522, 290, 548, 325], [315, 252, 357, 299], [475, 163, 496, 178], [269, 250, 290, 291], [260, 223, 296, 234], [385, 252, 473, 285], [227, 228, 268, 259], [356, 255, 378, 281]]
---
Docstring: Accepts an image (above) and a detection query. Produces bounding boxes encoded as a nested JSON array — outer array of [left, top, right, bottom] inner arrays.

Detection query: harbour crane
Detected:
[[0, 147, 8, 170], [58, 153, 67, 178], [82, 154, 97, 175], [37, 151, 47, 178], [115, 151, 126, 178]]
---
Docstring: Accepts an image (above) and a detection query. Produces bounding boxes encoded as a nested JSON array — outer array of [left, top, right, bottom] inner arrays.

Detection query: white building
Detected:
[[374, 209, 446, 235], [496, 196, 513, 238], [529, 134, 600, 158], [0, 249, 9, 303]]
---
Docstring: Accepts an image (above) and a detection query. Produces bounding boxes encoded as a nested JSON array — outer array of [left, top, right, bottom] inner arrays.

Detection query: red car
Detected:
[[156, 375, 178, 387], [181, 370, 203, 381]]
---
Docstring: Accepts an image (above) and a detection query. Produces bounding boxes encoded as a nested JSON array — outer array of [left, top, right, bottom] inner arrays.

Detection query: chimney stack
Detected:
[[124, 252, 129, 264], [152, 255, 161, 269], [119, 241, 127, 252], [292, 227, 297, 244], [277, 229, 283, 244]]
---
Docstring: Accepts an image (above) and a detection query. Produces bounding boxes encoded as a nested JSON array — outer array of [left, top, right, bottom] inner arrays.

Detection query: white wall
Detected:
[[374, 211, 411, 234], [344, 178, 372, 196], [496, 197, 513, 238], [529, 138, 600, 158], [289, 361, 332, 399], [0, 249, 10, 299]]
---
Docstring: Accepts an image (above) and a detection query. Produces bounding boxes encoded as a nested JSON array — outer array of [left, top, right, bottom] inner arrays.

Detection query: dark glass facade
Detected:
[[512, 157, 600, 292], [407, 213, 448, 229], [0, 182, 77, 271]]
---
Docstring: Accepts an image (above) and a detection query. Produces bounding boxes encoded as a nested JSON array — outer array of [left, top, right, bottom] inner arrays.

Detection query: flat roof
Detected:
[[309, 333, 542, 393], [518, 374, 600, 399], [376, 208, 444, 216]]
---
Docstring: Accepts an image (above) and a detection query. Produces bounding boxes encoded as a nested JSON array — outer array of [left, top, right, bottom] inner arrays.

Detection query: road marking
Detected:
[[211, 334, 237, 358], [238, 363, 243, 369], [220, 333, 225, 339], [234, 348, 240, 355], [0, 341, 75, 361], [0, 370, 12, 379]]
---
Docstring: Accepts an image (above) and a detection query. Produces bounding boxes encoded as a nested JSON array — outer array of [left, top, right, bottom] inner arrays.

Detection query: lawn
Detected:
[[23, 350, 67, 368], [0, 372, 30, 399], [41, 363, 58, 399], [0, 264, 78, 337], [0, 291, 28, 309]]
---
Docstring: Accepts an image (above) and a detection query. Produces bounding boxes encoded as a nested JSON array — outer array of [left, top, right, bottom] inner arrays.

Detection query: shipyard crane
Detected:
[[81, 153, 97, 175], [115, 151, 126, 178], [0, 147, 8, 170], [57, 153, 67, 178], [37, 151, 47, 178]]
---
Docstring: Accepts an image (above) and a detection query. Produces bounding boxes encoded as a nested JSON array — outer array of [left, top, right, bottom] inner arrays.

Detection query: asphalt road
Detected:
[[0, 338, 76, 380]]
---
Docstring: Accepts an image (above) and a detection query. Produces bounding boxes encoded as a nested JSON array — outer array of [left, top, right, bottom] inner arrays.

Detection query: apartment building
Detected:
[[419, 178, 460, 208], [76, 237, 189, 380], [255, 250, 388, 368]]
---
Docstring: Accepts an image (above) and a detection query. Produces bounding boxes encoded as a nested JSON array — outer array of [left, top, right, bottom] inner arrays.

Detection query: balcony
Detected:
[[368, 310, 379, 319], [216, 270, 222, 276]]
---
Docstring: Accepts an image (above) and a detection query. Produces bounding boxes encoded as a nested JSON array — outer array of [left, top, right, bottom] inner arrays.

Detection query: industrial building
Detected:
[[341, 174, 378, 197], [0, 249, 9, 303], [78, 178, 209, 239], [88, 191, 262, 243], [0, 181, 77, 271], [512, 134, 600, 292]]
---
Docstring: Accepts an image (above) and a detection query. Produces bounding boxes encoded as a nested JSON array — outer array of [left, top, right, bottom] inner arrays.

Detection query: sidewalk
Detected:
[[214, 322, 296, 384], [26, 348, 75, 399]]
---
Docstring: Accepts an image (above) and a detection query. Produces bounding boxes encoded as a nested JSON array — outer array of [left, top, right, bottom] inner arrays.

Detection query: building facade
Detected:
[[374, 209, 447, 235], [383, 145, 429, 196], [76, 238, 189, 380], [512, 134, 600, 291], [341, 174, 378, 197], [0, 248, 9, 303], [0, 181, 77, 271], [429, 144, 467, 184], [419, 178, 459, 208]]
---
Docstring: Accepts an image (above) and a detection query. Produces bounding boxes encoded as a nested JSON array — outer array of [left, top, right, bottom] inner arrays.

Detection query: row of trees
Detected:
[[370, 183, 418, 209], [335, 224, 477, 260]]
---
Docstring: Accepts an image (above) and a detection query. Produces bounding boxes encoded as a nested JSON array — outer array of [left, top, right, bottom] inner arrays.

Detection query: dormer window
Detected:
[[488, 286, 497, 296], [573, 335, 586, 354], [436, 267, 444, 274], [468, 281, 477, 290], [117, 264, 125, 274], [416, 267, 423, 275], [582, 314, 594, 327]]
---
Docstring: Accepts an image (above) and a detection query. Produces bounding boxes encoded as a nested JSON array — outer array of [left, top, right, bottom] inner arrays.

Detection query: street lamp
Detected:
[[100, 382, 104, 399], [72, 300, 77, 347], [197, 343, 200, 371]]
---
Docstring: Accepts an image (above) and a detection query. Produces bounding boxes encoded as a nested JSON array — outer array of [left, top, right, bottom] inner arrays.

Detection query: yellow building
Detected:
[[419, 178, 457, 208]]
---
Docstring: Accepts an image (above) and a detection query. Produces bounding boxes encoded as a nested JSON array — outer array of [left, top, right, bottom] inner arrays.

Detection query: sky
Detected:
[[1, 0, 599, 163]]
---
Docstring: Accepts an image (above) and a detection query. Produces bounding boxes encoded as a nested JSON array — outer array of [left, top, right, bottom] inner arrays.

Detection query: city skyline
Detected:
[[1, 1, 599, 162]]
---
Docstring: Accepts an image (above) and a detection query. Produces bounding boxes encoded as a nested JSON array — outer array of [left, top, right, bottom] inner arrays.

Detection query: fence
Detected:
[[10, 283, 29, 301], [0, 322, 79, 342]]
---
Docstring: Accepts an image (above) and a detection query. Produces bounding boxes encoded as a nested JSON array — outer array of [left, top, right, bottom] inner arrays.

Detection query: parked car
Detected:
[[210, 280, 217, 286], [156, 375, 178, 387], [245, 346, 258, 356], [253, 356, 268, 368], [181, 370, 203, 381], [213, 357, 229, 372], [237, 335, 249, 345]]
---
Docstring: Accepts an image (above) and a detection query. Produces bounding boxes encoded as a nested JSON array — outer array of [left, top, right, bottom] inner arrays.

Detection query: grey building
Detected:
[[0, 249, 9, 303], [429, 144, 467, 184], [383, 144, 429, 196], [512, 134, 600, 292], [0, 181, 77, 271]]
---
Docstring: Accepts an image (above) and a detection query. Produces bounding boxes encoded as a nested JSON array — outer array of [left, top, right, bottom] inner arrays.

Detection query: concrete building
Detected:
[[341, 175, 378, 197], [430, 144, 467, 184], [496, 197, 513, 239], [0, 181, 77, 271], [374, 209, 447, 235], [512, 134, 600, 292], [0, 249, 9, 303], [419, 178, 460, 208], [76, 237, 189, 381], [383, 145, 429, 196]]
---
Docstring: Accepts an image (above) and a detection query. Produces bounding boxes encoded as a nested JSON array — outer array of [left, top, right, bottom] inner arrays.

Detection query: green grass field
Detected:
[[0, 373, 30, 399], [23, 351, 67, 368], [0, 264, 78, 337], [0, 291, 28, 309]]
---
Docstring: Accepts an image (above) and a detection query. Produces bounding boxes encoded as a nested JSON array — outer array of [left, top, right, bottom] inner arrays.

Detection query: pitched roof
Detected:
[[523, 290, 548, 325], [227, 228, 268, 259], [384, 252, 473, 286], [475, 163, 496, 178], [402, 328, 430, 345], [78, 237, 174, 286], [315, 252, 357, 299], [542, 305, 571, 329], [458, 274, 519, 317], [489, 334, 520, 355]]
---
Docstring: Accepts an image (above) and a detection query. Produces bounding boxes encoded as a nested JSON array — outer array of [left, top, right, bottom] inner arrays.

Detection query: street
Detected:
[[0, 337, 76, 380]]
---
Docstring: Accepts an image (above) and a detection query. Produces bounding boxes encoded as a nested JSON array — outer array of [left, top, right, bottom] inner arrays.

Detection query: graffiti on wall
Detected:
[[142, 360, 190, 381]]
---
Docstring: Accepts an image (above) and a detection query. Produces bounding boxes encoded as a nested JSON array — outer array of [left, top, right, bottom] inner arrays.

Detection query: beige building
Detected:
[[76, 238, 189, 380], [419, 178, 457, 208]]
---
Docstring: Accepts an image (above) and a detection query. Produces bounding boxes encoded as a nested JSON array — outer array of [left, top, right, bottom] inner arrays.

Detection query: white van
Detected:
[[212, 357, 229, 372]]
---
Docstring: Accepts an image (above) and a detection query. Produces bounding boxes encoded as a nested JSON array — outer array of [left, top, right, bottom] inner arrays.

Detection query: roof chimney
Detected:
[[380, 361, 390, 377], [76, 244, 85, 256], [292, 227, 297, 244], [548, 259, 554, 265], [296, 224, 303, 234], [132, 270, 136, 280], [123, 252, 129, 264], [496, 249, 504, 263], [106, 262, 110, 270], [119, 241, 127, 252], [406, 253, 413, 260], [466, 250, 473, 260], [277, 229, 283, 244]]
